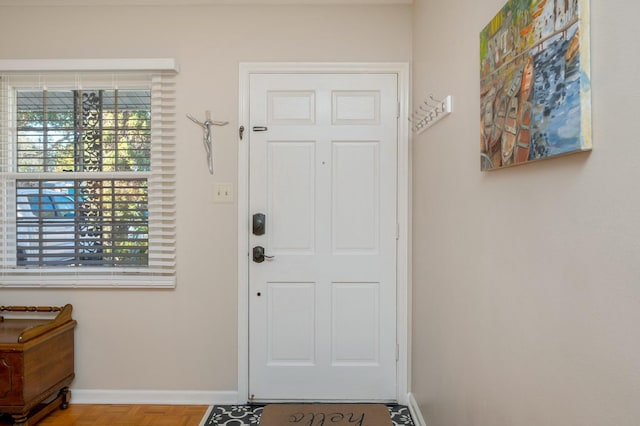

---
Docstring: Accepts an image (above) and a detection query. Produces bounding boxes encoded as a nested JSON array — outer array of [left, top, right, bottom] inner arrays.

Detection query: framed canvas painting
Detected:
[[480, 0, 591, 171]]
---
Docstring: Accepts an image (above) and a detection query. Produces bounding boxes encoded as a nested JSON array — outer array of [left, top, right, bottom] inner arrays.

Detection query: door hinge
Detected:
[[396, 344, 400, 361], [396, 223, 400, 240], [397, 102, 400, 119]]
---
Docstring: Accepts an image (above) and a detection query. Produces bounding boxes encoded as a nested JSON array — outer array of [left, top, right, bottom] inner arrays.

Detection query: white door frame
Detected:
[[237, 62, 411, 404]]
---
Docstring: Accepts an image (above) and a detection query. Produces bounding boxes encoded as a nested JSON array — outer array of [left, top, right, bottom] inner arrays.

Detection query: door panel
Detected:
[[268, 142, 316, 253], [249, 73, 397, 401], [268, 91, 316, 125], [268, 282, 316, 365], [331, 282, 380, 365], [332, 91, 380, 125], [332, 142, 380, 253]]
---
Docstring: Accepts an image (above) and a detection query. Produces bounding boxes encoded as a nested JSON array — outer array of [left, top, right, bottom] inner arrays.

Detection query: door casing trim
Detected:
[[237, 62, 411, 404]]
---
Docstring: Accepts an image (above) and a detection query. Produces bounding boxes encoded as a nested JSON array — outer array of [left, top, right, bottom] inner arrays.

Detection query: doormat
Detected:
[[259, 404, 393, 426], [201, 404, 415, 426]]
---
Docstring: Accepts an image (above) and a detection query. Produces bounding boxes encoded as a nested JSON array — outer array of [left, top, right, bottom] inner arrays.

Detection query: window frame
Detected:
[[0, 59, 178, 288]]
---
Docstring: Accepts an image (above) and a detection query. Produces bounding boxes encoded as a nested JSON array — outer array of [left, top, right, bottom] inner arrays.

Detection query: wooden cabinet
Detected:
[[0, 305, 76, 426]]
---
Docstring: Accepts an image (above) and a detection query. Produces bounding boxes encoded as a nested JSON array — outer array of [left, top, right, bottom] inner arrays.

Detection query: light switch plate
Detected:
[[214, 183, 233, 203]]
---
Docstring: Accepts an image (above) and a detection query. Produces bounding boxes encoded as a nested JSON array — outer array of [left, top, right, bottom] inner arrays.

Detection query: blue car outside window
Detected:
[[26, 196, 54, 217], [25, 194, 75, 218], [50, 196, 75, 217]]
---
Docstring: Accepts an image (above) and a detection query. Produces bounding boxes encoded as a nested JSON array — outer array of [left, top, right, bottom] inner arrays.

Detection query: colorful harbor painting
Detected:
[[480, 0, 591, 171]]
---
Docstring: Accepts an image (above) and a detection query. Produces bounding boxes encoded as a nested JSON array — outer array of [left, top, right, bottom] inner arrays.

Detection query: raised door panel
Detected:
[[332, 91, 380, 125], [267, 142, 316, 254], [331, 282, 380, 366], [331, 142, 380, 254], [268, 91, 316, 125], [267, 282, 316, 366]]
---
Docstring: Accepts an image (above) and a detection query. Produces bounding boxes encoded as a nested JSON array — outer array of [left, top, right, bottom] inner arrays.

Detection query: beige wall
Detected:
[[0, 4, 412, 393], [411, 0, 640, 425]]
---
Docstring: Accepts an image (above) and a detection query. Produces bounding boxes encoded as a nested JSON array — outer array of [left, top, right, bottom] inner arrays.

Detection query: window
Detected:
[[0, 61, 177, 287]]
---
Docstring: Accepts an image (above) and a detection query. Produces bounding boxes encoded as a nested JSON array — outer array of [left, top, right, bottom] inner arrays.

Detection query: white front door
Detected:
[[248, 73, 398, 401]]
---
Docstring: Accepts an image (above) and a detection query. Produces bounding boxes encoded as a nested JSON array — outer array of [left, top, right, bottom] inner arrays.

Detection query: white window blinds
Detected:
[[0, 63, 177, 288]]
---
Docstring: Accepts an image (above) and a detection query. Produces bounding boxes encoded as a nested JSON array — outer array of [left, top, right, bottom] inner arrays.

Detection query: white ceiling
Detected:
[[0, 0, 412, 5]]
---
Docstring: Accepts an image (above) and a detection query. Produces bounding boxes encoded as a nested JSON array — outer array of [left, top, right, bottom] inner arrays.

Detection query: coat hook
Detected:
[[423, 95, 437, 108], [429, 94, 444, 104]]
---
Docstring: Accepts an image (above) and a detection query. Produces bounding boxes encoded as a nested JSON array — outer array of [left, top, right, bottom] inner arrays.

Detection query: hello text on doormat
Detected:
[[259, 404, 393, 426]]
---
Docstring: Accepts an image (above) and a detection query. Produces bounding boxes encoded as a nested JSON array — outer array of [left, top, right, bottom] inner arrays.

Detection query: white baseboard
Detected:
[[407, 392, 426, 426], [70, 389, 238, 405]]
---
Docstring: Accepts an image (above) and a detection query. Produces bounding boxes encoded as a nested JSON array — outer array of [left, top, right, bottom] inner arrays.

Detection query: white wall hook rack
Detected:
[[411, 95, 453, 134]]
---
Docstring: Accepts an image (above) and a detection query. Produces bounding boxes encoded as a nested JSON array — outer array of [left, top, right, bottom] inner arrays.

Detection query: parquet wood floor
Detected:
[[0, 404, 208, 426]]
